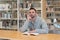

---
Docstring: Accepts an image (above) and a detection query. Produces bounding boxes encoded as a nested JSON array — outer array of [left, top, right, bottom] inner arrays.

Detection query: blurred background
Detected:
[[0, 0, 60, 34]]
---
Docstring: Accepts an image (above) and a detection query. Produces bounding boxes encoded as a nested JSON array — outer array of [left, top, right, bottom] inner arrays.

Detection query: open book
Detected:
[[22, 32, 39, 36]]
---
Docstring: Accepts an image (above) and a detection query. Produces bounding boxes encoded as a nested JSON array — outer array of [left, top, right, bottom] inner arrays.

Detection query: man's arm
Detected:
[[20, 20, 29, 32], [20, 14, 32, 32], [34, 19, 49, 34]]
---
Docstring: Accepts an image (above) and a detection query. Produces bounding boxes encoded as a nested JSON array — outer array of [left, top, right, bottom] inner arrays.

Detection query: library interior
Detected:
[[0, 0, 60, 40]]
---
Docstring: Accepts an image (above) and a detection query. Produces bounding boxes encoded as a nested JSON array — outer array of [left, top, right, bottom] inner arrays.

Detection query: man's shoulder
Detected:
[[37, 16, 45, 22], [37, 16, 42, 20]]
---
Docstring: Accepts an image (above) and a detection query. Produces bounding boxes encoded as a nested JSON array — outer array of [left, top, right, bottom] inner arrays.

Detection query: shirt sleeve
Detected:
[[34, 18, 49, 34], [20, 20, 29, 32]]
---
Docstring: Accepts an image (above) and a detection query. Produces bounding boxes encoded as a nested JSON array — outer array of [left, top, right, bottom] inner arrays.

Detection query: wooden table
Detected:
[[0, 30, 60, 40]]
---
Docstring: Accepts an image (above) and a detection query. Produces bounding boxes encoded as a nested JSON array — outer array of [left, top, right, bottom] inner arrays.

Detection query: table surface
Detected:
[[0, 30, 60, 40]]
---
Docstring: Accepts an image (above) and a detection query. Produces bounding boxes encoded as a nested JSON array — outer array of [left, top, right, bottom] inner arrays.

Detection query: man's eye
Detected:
[[29, 12, 31, 13], [32, 12, 34, 13], [29, 12, 34, 13]]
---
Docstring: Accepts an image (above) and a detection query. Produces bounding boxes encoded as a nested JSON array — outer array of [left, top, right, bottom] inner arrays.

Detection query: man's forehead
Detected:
[[26, 9, 36, 13], [29, 9, 36, 12], [29, 9, 35, 11]]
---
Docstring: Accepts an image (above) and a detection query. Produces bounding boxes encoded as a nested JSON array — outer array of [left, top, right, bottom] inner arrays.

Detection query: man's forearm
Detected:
[[20, 20, 29, 32], [34, 29, 48, 34]]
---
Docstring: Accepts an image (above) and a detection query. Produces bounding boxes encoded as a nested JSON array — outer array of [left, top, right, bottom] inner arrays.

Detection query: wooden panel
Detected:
[[41, 0, 46, 19]]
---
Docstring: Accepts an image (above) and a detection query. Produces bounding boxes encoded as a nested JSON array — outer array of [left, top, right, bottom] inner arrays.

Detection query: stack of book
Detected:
[[1, 12, 11, 19], [0, 4, 11, 10], [2, 20, 11, 28], [19, 1, 41, 8], [12, 11, 17, 18]]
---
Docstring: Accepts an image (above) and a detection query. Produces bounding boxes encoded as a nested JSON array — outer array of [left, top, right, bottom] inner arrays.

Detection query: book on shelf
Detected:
[[2, 20, 11, 28], [19, 1, 41, 8], [2, 12, 11, 19], [19, 1, 32, 8], [37, 10, 41, 17], [21, 13, 25, 18], [0, 4, 11, 10], [12, 2, 17, 9], [0, 12, 2, 18], [19, 20, 25, 27], [11, 20, 17, 25], [12, 11, 17, 18], [0, 21, 2, 28], [19, 12, 26, 20], [46, 7, 54, 12], [32, 2, 41, 8], [47, 1, 53, 5], [54, 8, 60, 11], [47, 13, 54, 18]]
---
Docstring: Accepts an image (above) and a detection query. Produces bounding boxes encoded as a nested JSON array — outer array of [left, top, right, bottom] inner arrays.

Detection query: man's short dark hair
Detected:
[[29, 8, 36, 12]]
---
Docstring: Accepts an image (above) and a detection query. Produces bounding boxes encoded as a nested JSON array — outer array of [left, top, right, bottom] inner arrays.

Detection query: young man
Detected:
[[20, 8, 49, 34]]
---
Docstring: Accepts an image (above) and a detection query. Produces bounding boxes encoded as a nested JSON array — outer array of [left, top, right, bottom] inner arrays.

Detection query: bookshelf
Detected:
[[0, 0, 46, 31], [46, 0, 60, 22], [0, 0, 17, 30], [46, 0, 60, 30]]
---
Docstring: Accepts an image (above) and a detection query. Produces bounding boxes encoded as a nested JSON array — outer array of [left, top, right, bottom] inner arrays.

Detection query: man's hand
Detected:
[[27, 15, 36, 22], [29, 30, 36, 33], [27, 15, 32, 21]]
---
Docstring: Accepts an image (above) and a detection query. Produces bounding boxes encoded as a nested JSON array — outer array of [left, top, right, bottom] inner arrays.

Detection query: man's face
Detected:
[[28, 9, 36, 18]]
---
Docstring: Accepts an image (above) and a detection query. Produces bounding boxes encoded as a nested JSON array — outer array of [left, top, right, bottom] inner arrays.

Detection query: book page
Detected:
[[22, 32, 39, 36]]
